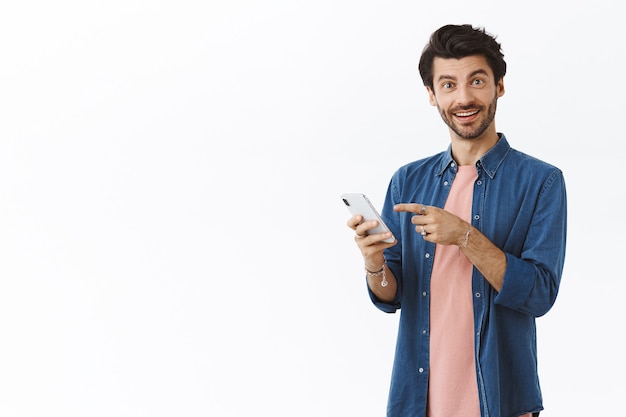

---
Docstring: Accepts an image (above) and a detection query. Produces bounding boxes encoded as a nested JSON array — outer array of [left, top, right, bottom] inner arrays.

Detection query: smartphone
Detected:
[[341, 193, 395, 243]]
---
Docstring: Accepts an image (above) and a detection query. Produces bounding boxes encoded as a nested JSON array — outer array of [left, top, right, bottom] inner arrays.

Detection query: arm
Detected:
[[459, 225, 505, 292], [393, 204, 506, 291], [347, 215, 398, 303]]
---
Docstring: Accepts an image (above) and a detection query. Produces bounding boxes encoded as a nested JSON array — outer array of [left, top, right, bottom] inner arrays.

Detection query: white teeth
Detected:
[[456, 111, 478, 117]]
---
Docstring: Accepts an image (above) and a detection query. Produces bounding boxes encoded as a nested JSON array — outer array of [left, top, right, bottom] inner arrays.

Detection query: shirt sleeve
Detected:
[[495, 169, 567, 317]]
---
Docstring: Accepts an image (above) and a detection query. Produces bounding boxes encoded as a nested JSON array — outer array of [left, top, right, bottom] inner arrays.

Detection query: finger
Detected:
[[393, 203, 420, 213], [357, 231, 396, 245], [355, 219, 380, 236], [347, 214, 364, 229], [394, 203, 427, 214], [411, 215, 424, 225], [349, 218, 378, 241]]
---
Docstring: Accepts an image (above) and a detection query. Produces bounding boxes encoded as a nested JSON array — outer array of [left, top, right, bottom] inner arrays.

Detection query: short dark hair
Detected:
[[418, 24, 507, 90]]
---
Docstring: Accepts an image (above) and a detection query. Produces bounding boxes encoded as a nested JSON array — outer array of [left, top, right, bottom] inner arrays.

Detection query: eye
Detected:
[[472, 79, 484, 86], [443, 82, 453, 89]]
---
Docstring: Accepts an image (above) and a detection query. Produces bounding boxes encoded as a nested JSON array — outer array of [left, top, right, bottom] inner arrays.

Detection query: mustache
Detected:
[[450, 103, 483, 112]]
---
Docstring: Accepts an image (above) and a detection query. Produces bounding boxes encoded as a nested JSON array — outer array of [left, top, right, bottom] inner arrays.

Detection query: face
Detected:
[[427, 55, 505, 140]]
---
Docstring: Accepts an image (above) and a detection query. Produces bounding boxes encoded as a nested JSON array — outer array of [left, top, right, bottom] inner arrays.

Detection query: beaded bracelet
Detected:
[[366, 259, 388, 287]]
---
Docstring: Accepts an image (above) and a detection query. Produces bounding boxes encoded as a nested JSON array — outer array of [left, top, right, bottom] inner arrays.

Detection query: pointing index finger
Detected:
[[394, 203, 426, 214]]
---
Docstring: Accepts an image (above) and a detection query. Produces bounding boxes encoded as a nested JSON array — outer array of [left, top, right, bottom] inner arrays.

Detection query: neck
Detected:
[[450, 130, 500, 166]]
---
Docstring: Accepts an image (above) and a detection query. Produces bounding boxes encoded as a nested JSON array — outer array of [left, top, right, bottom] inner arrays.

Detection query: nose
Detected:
[[456, 84, 474, 105]]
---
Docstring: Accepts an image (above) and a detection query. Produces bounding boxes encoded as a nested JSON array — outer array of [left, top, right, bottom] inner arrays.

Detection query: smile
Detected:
[[454, 110, 479, 117]]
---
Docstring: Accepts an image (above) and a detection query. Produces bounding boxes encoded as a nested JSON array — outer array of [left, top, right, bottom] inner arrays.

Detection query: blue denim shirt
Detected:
[[370, 135, 567, 417]]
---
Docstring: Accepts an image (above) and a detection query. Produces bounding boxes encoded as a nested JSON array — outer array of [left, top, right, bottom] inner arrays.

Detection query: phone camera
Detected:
[[342, 198, 350, 206]]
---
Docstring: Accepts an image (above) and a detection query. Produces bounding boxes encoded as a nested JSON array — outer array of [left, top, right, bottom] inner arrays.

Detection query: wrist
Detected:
[[364, 257, 386, 273], [365, 257, 388, 287], [458, 225, 471, 248]]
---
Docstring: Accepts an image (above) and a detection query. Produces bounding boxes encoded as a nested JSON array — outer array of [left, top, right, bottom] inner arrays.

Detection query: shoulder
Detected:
[[494, 135, 563, 179], [506, 147, 564, 179], [501, 147, 566, 197], [394, 151, 448, 179]]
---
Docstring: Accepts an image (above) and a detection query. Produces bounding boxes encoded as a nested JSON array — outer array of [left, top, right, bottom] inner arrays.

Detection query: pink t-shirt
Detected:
[[427, 165, 531, 417], [427, 165, 479, 417]]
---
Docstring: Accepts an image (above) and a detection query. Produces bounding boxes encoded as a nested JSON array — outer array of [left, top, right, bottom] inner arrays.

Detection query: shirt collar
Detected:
[[437, 133, 511, 179]]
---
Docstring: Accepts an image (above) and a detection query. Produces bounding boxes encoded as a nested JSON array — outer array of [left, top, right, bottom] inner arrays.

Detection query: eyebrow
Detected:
[[436, 68, 490, 83]]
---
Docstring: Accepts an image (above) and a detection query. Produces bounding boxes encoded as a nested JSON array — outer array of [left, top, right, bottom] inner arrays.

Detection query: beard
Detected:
[[437, 93, 498, 140]]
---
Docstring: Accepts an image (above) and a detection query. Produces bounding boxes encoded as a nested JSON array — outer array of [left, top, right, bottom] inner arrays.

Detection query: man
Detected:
[[346, 24, 567, 417]]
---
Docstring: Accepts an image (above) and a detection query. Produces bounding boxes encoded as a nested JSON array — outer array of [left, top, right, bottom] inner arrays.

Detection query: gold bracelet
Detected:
[[365, 259, 388, 287]]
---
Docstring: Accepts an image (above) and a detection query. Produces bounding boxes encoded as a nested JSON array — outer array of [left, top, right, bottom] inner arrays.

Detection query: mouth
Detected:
[[453, 109, 479, 123], [454, 109, 479, 118]]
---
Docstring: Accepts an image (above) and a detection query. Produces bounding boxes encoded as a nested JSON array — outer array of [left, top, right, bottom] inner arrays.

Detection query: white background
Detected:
[[0, 1, 623, 416]]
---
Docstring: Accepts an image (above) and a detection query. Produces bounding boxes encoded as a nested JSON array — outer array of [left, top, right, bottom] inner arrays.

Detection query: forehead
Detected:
[[432, 55, 493, 80]]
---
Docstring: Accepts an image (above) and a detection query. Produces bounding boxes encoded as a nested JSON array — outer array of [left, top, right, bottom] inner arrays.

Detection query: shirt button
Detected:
[[475, 292, 481, 298], [425, 253, 430, 259], [422, 291, 427, 297], [422, 329, 427, 335], [443, 181, 449, 186], [476, 180, 482, 185], [418, 368, 424, 373], [474, 215, 480, 220]]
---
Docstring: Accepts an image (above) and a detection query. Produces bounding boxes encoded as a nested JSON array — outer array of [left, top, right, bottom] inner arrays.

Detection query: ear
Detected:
[[426, 87, 437, 106], [497, 78, 505, 98]]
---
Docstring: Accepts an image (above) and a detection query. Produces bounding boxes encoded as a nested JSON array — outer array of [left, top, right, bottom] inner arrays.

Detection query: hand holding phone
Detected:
[[341, 193, 395, 243]]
